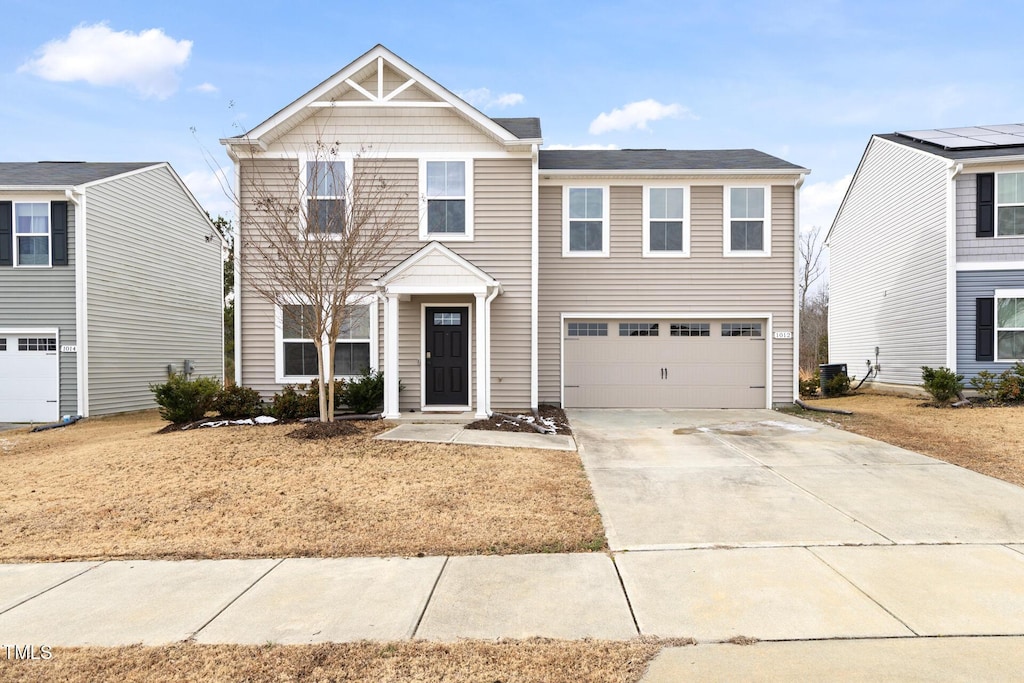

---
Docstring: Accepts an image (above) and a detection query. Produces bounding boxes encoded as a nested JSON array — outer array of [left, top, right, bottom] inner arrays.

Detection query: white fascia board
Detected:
[[539, 168, 808, 179], [958, 154, 1024, 167], [561, 311, 774, 319], [0, 185, 72, 192], [385, 284, 491, 295], [956, 261, 1024, 271]]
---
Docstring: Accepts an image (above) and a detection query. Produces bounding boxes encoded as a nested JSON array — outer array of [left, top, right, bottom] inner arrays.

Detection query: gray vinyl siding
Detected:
[[956, 269, 1024, 378], [829, 138, 949, 385], [0, 200, 78, 415], [538, 181, 797, 406], [85, 166, 223, 415], [956, 173, 1024, 261]]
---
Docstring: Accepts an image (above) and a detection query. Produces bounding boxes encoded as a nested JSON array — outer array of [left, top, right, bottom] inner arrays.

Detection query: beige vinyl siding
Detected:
[[238, 156, 533, 411], [85, 166, 223, 415], [956, 173, 1024, 261], [829, 137, 949, 385], [0, 198, 78, 415], [538, 182, 797, 406]]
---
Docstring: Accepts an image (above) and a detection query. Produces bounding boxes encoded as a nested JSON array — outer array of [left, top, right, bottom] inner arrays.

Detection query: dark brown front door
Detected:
[[425, 307, 469, 405]]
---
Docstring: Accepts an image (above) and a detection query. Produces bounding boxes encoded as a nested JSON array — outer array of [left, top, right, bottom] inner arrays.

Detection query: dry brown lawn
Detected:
[[0, 411, 605, 562], [796, 392, 1024, 487], [0, 639, 689, 683]]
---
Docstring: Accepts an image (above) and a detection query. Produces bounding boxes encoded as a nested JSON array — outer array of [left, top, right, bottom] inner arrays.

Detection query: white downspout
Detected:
[[230, 152, 243, 386], [484, 285, 500, 416], [529, 144, 539, 411], [67, 187, 89, 417], [946, 162, 963, 371], [793, 173, 806, 405]]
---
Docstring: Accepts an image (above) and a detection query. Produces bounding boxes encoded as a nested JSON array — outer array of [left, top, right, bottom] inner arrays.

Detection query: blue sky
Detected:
[[3, 0, 1023, 231]]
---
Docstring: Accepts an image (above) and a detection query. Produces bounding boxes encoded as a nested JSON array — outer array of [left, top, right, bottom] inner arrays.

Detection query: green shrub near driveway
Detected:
[[150, 373, 221, 424], [214, 384, 265, 419], [969, 363, 1024, 402], [921, 366, 964, 405]]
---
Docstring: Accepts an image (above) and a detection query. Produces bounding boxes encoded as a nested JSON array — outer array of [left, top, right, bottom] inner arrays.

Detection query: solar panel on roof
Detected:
[[976, 124, 1024, 135], [895, 124, 1024, 150], [972, 134, 1024, 145], [937, 127, 995, 137], [938, 137, 996, 148]]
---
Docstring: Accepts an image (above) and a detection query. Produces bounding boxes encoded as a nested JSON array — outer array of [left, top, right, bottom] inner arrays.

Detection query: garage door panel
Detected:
[[564, 319, 767, 409], [0, 333, 60, 422]]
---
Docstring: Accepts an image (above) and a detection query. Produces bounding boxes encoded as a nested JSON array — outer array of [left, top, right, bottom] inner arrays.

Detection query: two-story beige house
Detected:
[[223, 45, 807, 417]]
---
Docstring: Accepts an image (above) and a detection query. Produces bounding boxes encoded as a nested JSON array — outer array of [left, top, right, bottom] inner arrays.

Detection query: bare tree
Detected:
[[798, 227, 829, 373], [798, 227, 827, 312], [240, 141, 410, 420]]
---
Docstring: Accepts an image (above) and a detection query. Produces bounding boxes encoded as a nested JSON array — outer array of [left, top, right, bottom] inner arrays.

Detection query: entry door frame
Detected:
[[421, 303, 472, 411]]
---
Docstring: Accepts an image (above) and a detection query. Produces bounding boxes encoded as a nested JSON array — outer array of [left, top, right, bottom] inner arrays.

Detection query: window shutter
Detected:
[[51, 200, 68, 266], [0, 201, 11, 266], [976, 297, 995, 362], [977, 173, 994, 238]]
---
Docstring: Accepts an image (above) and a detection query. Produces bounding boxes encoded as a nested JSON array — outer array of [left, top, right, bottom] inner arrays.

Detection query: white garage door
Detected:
[[563, 319, 767, 409], [0, 332, 60, 422]]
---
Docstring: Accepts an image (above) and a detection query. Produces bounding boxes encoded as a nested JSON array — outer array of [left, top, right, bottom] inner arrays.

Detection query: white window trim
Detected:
[[642, 184, 690, 257], [297, 153, 353, 239], [419, 158, 474, 241], [723, 185, 772, 257], [995, 288, 1024, 361], [12, 200, 52, 268], [274, 294, 378, 384], [562, 185, 610, 257], [995, 172, 1024, 239]]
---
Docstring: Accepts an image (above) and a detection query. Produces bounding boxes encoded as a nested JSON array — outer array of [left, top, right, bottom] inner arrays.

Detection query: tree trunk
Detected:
[[314, 339, 328, 422]]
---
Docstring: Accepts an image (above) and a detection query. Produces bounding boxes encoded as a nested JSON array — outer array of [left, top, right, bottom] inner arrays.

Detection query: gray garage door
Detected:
[[563, 319, 767, 408]]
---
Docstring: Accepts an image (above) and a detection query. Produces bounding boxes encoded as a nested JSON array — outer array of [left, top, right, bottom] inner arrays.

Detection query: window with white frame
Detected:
[[424, 160, 469, 235], [996, 291, 1024, 361], [306, 161, 346, 234], [15, 202, 50, 266], [645, 187, 688, 255], [564, 187, 607, 255], [725, 187, 769, 255], [281, 304, 371, 377], [997, 172, 1024, 237]]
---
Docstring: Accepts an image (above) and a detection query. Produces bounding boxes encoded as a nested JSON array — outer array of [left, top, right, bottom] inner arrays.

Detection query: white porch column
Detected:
[[474, 292, 487, 418], [383, 294, 401, 418]]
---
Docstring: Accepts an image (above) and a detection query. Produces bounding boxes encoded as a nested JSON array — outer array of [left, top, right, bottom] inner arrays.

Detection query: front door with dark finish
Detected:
[[425, 306, 469, 405]]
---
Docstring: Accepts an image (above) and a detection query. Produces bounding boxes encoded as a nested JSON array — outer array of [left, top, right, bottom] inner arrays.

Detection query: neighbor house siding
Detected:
[[0, 198, 77, 415], [956, 172, 1024, 262], [829, 138, 949, 385], [538, 180, 797, 406], [85, 166, 223, 415], [956, 269, 1024, 378]]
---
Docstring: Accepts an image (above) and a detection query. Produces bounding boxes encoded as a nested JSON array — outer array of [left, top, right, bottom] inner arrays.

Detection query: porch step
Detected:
[[384, 411, 477, 425]]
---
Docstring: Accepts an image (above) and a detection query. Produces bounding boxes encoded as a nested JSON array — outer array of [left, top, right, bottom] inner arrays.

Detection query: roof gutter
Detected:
[[538, 167, 810, 177]]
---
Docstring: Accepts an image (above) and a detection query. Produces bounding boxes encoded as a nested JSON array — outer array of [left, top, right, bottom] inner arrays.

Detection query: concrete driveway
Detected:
[[569, 408, 1024, 551]]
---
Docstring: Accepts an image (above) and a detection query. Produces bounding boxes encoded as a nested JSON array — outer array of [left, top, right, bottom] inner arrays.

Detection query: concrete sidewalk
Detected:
[[2, 545, 1024, 647], [376, 423, 577, 450]]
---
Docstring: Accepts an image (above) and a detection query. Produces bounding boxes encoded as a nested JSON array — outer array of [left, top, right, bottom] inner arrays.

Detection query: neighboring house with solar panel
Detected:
[[0, 162, 224, 422], [226, 45, 809, 416], [828, 125, 1024, 389]]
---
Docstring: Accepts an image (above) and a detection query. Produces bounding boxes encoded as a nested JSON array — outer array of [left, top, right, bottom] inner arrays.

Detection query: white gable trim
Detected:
[[374, 241, 501, 290]]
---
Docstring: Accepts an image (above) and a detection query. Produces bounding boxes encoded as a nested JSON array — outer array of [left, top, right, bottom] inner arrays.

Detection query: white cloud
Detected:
[[545, 143, 621, 151], [457, 87, 524, 110], [589, 99, 694, 135], [19, 22, 192, 99], [182, 167, 235, 220], [801, 174, 853, 232], [192, 82, 219, 94]]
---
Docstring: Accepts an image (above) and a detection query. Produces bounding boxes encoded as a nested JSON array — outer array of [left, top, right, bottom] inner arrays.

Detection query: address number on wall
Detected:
[[773, 331, 793, 339], [60, 345, 78, 353]]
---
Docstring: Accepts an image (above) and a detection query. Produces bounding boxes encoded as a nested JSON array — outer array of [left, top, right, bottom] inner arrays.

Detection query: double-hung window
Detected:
[[725, 187, 770, 256], [15, 203, 50, 266], [644, 187, 688, 256], [996, 290, 1024, 361], [280, 303, 372, 378], [422, 160, 471, 238], [996, 172, 1024, 237], [306, 161, 346, 234], [564, 187, 608, 256]]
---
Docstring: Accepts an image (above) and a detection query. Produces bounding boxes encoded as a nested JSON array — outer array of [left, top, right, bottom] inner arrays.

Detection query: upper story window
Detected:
[[725, 187, 771, 256], [996, 290, 1024, 361], [644, 187, 688, 256], [563, 187, 609, 257], [306, 161, 346, 234], [421, 160, 472, 240], [15, 203, 50, 266], [996, 172, 1024, 237]]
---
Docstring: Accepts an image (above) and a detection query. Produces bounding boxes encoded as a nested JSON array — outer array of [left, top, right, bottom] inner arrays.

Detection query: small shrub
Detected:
[[823, 372, 850, 397], [799, 370, 820, 398], [341, 369, 386, 414], [269, 384, 319, 420], [215, 384, 264, 419], [969, 370, 1001, 402], [998, 367, 1024, 402], [921, 366, 964, 405], [150, 373, 221, 424]]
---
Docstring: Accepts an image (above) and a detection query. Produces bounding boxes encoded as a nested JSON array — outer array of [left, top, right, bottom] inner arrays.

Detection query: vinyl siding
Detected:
[[829, 137, 949, 385], [956, 269, 1024, 378], [85, 166, 223, 415], [238, 156, 533, 411], [0, 198, 78, 415], [538, 181, 797, 406], [956, 173, 1024, 261]]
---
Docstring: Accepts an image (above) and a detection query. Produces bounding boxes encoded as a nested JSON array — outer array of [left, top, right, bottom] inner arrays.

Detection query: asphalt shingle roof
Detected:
[[491, 117, 542, 140], [538, 149, 805, 171], [877, 133, 1024, 160], [0, 162, 157, 186]]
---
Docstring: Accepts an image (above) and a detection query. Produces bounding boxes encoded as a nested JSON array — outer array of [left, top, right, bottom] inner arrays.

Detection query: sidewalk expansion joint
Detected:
[[0, 560, 107, 617], [411, 555, 450, 639], [610, 553, 641, 637], [187, 558, 285, 642]]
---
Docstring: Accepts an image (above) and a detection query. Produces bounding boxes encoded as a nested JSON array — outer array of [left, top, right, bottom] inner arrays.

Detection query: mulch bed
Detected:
[[287, 420, 360, 439], [465, 405, 572, 435]]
